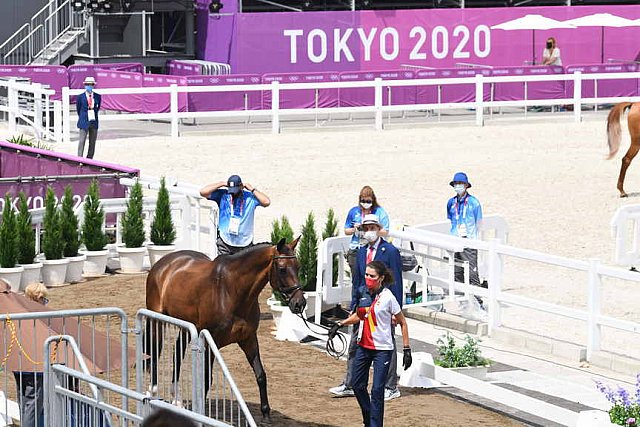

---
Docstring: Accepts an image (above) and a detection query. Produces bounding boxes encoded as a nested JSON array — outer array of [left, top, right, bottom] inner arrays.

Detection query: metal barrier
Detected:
[[44, 335, 234, 426], [611, 203, 640, 267], [135, 309, 202, 416], [200, 330, 257, 427], [0, 308, 129, 425]]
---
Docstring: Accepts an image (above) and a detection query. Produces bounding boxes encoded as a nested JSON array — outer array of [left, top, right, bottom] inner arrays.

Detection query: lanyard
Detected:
[[87, 93, 93, 109], [365, 291, 382, 319], [454, 196, 468, 223], [228, 194, 244, 217]]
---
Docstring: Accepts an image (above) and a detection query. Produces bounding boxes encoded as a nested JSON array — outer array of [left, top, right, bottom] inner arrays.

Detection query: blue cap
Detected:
[[449, 172, 471, 188], [227, 175, 243, 194]]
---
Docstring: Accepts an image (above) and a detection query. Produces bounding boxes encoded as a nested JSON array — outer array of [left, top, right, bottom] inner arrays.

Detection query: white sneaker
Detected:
[[384, 388, 401, 401], [329, 384, 355, 397]]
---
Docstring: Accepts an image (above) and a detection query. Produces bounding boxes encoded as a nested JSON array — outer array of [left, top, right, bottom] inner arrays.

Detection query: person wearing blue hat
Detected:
[[447, 172, 483, 299], [200, 175, 270, 256]]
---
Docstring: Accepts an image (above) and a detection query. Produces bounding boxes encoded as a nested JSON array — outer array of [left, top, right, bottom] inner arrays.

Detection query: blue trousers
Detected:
[[352, 346, 393, 427]]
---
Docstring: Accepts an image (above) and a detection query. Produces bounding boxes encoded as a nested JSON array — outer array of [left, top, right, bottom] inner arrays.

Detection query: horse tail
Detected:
[[607, 102, 634, 159]]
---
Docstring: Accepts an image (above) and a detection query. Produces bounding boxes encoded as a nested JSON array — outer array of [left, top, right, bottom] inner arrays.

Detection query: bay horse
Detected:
[[144, 238, 305, 422], [607, 102, 640, 197]]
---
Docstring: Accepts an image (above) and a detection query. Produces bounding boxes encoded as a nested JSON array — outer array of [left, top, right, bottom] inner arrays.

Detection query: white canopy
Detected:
[[563, 13, 637, 28], [491, 14, 576, 31]]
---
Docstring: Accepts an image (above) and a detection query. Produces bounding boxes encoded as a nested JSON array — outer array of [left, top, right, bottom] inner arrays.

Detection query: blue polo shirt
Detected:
[[210, 189, 261, 247], [447, 194, 482, 239], [344, 206, 390, 250]]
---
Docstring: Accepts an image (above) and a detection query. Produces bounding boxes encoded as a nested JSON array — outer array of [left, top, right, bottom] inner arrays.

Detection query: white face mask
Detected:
[[360, 202, 372, 210], [364, 230, 378, 243], [453, 184, 466, 195]]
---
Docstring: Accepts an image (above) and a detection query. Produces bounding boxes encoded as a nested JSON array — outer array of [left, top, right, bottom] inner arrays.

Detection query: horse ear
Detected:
[[290, 235, 301, 250], [276, 238, 286, 253]]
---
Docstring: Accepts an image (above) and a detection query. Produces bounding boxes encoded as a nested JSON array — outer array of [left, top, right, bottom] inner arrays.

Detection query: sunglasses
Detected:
[[360, 199, 373, 203]]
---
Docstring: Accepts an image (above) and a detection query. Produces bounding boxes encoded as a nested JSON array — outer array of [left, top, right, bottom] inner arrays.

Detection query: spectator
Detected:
[[344, 186, 390, 274], [141, 408, 196, 427], [447, 172, 484, 304], [329, 214, 403, 402], [200, 175, 270, 256], [76, 76, 101, 159], [542, 37, 562, 66], [328, 261, 412, 427]]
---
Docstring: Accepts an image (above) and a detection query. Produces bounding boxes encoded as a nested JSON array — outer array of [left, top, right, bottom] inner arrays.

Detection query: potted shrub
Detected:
[[148, 177, 176, 266], [41, 187, 69, 287], [81, 180, 109, 277], [16, 192, 42, 291], [434, 333, 490, 380], [61, 186, 85, 283], [116, 181, 146, 273], [0, 194, 24, 291]]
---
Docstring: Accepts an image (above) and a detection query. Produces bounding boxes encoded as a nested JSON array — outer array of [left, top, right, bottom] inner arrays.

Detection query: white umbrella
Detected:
[[563, 13, 638, 63], [491, 14, 576, 65]]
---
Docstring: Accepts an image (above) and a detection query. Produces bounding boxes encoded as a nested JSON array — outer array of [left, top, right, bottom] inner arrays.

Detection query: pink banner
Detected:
[[142, 75, 188, 113], [262, 72, 340, 109], [565, 63, 639, 99], [339, 70, 415, 107], [206, 5, 640, 74], [0, 66, 68, 100], [186, 74, 262, 111], [168, 60, 202, 76], [94, 70, 144, 113]]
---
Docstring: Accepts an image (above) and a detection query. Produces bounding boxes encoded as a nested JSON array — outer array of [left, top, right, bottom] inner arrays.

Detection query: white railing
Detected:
[[60, 70, 640, 141], [611, 204, 640, 267], [0, 78, 61, 142], [316, 218, 640, 362]]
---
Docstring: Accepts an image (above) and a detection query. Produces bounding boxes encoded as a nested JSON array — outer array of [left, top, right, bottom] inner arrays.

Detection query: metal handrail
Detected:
[[3, 24, 43, 62], [0, 23, 29, 51]]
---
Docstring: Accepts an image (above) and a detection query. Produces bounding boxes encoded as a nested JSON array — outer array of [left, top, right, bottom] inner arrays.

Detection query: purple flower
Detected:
[[618, 386, 632, 408], [596, 381, 616, 404], [627, 417, 636, 427], [636, 374, 640, 404]]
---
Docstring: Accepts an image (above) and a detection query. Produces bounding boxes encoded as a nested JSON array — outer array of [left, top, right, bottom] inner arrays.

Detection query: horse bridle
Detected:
[[271, 255, 303, 305]]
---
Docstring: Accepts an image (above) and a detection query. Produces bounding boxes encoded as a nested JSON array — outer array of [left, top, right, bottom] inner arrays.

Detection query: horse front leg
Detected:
[[618, 141, 640, 197], [239, 334, 271, 423], [171, 329, 190, 406]]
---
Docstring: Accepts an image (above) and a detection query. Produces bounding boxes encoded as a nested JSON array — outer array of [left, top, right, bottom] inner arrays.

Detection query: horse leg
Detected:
[[143, 318, 164, 395], [239, 334, 271, 423], [618, 139, 640, 197], [170, 329, 190, 406]]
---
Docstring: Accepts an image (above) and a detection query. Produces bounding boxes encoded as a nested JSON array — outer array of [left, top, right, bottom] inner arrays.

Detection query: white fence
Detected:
[[0, 78, 61, 141], [611, 203, 640, 267], [56, 70, 640, 142], [315, 216, 640, 361]]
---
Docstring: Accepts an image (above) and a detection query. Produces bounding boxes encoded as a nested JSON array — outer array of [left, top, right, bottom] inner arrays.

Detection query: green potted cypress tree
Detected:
[[116, 181, 146, 273], [148, 177, 176, 266], [61, 185, 85, 283], [0, 194, 24, 291], [16, 191, 41, 291], [40, 187, 69, 287], [81, 179, 109, 277]]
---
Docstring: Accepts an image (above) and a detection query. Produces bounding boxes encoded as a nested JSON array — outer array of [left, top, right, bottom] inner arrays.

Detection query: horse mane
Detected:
[[226, 241, 274, 259]]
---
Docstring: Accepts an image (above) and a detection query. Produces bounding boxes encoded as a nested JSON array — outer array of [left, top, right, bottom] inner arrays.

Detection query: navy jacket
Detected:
[[350, 238, 403, 311], [76, 92, 101, 130]]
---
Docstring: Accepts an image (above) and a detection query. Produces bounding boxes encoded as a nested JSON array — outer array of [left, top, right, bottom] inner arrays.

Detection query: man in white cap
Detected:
[[200, 175, 270, 256], [329, 213, 404, 401], [76, 76, 101, 159]]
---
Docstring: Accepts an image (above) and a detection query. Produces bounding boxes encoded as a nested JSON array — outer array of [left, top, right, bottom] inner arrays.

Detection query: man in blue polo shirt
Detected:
[[200, 175, 270, 256], [447, 172, 483, 293]]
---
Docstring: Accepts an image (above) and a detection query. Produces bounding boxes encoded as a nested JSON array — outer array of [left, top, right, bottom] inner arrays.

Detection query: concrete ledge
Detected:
[[589, 351, 640, 377], [490, 327, 587, 362], [404, 307, 488, 336]]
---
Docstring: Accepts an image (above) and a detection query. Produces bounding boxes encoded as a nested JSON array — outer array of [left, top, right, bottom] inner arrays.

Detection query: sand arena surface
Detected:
[[50, 115, 640, 353]]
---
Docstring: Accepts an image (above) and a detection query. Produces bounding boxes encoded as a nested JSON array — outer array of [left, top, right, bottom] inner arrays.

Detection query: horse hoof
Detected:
[[171, 399, 184, 408], [621, 193, 629, 198], [145, 385, 158, 397], [259, 416, 272, 426]]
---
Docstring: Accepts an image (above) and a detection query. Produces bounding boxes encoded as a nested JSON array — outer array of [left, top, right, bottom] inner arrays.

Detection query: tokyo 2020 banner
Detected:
[[199, 5, 640, 73]]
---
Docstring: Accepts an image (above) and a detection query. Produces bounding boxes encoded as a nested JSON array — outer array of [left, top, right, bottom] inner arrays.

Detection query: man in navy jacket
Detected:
[[76, 76, 101, 159], [329, 214, 404, 401]]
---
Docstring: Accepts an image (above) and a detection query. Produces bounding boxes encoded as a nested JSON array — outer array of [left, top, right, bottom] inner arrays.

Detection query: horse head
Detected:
[[270, 237, 306, 314]]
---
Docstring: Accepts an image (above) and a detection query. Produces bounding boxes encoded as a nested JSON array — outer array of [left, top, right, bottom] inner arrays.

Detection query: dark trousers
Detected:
[[352, 346, 392, 427], [13, 372, 44, 427], [77, 126, 98, 159], [343, 324, 397, 390], [454, 248, 480, 287], [216, 236, 250, 256]]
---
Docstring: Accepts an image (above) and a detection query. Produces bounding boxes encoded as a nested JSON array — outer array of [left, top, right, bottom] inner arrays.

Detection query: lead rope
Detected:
[[0, 314, 63, 368], [294, 313, 348, 359]]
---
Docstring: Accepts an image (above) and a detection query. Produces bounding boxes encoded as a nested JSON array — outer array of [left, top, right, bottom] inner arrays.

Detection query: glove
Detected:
[[328, 323, 341, 340], [403, 347, 412, 371]]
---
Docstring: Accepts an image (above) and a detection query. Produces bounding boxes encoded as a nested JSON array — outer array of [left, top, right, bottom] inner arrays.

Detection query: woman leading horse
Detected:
[[145, 238, 305, 422], [607, 102, 640, 197]]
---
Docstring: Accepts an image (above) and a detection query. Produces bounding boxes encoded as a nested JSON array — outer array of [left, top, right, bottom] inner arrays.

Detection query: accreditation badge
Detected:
[[228, 216, 240, 235], [87, 109, 96, 121], [457, 223, 468, 238]]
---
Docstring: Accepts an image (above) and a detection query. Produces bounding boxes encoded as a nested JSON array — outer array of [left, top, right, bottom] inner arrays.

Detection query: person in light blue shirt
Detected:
[[200, 175, 270, 255], [344, 186, 390, 273], [446, 172, 483, 291]]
